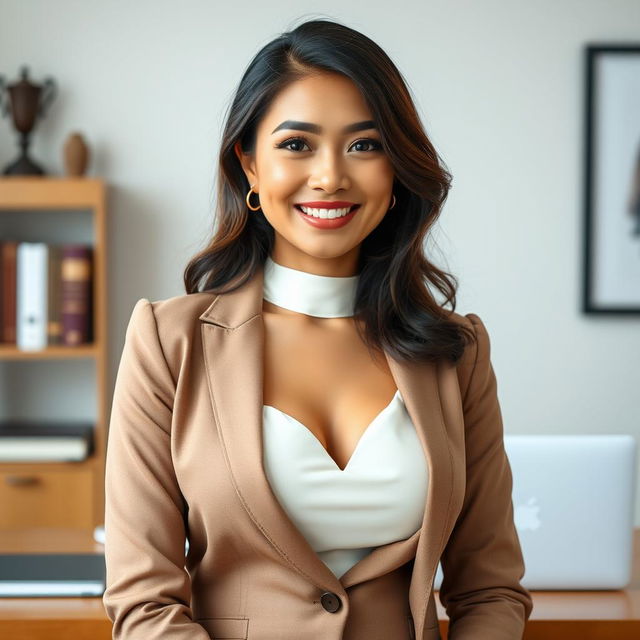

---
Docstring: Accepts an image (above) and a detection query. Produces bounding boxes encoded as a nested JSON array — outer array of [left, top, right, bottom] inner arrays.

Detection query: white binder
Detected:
[[16, 242, 49, 351]]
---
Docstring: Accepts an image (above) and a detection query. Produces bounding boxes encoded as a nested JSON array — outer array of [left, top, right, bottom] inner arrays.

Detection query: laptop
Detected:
[[0, 553, 105, 597], [433, 434, 637, 591]]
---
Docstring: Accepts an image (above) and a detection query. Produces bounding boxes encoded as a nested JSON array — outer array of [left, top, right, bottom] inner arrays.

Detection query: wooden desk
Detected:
[[436, 528, 640, 640], [0, 529, 110, 639], [0, 528, 639, 639]]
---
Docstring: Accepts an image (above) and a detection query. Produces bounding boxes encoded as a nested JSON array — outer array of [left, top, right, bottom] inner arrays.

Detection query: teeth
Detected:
[[299, 205, 353, 219]]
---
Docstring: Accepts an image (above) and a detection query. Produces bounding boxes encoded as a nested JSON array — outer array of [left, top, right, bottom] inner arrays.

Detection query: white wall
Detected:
[[1, 0, 639, 522]]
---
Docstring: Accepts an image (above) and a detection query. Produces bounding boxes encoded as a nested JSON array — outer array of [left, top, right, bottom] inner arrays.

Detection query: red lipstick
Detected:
[[296, 201, 358, 208], [294, 201, 361, 230]]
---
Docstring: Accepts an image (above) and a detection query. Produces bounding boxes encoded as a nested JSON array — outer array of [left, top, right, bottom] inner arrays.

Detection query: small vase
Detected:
[[63, 132, 90, 176]]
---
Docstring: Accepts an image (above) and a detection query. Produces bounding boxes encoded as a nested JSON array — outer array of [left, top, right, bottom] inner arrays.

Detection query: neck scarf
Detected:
[[262, 255, 358, 318]]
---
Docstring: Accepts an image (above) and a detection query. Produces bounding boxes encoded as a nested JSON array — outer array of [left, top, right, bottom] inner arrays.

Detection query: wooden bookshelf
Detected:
[[0, 176, 107, 530]]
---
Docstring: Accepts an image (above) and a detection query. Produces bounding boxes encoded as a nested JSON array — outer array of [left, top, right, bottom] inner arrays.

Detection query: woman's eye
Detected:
[[350, 139, 383, 152], [275, 137, 383, 153], [277, 137, 311, 152]]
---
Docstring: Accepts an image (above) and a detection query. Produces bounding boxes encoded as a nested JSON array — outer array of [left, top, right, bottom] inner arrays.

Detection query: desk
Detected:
[[437, 528, 640, 639], [0, 529, 110, 639], [0, 528, 638, 639]]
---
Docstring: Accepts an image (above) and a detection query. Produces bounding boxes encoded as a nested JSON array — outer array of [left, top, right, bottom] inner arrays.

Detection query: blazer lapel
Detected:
[[200, 265, 342, 593], [199, 264, 465, 636]]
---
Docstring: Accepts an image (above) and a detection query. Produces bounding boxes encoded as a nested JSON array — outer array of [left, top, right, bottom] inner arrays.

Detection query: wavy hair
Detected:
[[183, 17, 476, 364]]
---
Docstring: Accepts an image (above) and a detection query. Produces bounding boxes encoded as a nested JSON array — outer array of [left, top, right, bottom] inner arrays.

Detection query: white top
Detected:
[[260, 254, 428, 578], [262, 388, 429, 579]]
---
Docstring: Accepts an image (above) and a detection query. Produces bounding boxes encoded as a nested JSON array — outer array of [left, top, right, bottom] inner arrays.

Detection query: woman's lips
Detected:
[[294, 204, 361, 229], [295, 201, 358, 208], [294, 204, 359, 213]]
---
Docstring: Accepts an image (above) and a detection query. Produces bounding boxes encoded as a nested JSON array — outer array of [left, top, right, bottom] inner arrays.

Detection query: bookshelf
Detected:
[[0, 176, 107, 530]]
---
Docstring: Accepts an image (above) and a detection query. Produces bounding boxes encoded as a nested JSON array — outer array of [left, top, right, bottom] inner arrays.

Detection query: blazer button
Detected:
[[320, 591, 342, 613]]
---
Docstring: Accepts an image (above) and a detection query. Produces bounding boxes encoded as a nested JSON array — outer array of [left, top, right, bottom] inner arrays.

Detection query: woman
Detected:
[[103, 18, 533, 640]]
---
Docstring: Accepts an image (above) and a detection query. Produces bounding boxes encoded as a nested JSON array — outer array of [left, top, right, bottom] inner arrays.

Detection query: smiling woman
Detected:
[[103, 16, 533, 640], [183, 18, 469, 367], [236, 73, 395, 243]]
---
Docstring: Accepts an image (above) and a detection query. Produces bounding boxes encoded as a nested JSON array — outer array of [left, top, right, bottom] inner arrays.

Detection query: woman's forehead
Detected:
[[258, 75, 374, 134]]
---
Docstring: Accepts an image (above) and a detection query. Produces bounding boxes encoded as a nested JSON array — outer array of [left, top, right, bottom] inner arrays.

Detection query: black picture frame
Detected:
[[583, 44, 640, 314]]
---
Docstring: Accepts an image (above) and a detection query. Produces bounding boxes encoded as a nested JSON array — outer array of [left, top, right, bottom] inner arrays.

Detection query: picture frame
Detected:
[[583, 44, 640, 314]]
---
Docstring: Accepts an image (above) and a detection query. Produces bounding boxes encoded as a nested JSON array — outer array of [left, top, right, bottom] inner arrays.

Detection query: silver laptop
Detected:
[[433, 434, 637, 591]]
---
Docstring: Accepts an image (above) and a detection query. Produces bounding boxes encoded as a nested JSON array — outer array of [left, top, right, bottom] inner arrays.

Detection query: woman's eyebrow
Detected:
[[271, 120, 377, 135]]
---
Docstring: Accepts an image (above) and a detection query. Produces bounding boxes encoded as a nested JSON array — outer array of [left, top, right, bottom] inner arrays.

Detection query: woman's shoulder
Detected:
[[125, 292, 218, 370], [439, 308, 493, 389], [146, 291, 218, 328]]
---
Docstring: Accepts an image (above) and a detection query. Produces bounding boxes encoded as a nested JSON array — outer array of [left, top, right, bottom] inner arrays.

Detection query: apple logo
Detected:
[[515, 496, 541, 531]]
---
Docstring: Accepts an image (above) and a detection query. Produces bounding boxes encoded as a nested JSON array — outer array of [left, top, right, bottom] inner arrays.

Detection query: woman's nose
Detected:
[[307, 150, 350, 192]]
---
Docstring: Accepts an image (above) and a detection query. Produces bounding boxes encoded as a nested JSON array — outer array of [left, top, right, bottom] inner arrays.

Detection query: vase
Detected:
[[63, 132, 90, 176]]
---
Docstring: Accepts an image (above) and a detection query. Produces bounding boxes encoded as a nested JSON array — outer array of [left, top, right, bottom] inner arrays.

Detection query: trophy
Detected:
[[0, 66, 57, 175]]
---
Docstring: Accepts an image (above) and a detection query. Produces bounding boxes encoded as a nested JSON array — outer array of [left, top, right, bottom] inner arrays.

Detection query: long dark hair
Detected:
[[184, 17, 475, 365]]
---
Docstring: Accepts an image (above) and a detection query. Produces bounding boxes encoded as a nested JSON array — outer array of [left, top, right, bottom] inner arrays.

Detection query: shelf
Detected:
[[0, 344, 100, 360], [0, 457, 100, 471], [0, 176, 107, 529], [0, 177, 104, 209]]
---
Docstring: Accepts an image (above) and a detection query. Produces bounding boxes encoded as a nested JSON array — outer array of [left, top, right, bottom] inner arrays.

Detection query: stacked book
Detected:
[[0, 241, 93, 350], [0, 418, 94, 462]]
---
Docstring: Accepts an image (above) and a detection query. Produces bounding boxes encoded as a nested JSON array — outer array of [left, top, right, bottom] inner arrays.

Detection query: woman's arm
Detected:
[[438, 313, 533, 639], [102, 298, 210, 640]]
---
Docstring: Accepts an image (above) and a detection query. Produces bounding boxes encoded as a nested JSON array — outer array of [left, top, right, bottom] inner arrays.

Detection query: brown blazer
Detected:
[[102, 264, 533, 640]]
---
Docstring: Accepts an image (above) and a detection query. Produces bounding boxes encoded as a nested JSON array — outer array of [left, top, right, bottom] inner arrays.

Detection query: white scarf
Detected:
[[262, 255, 358, 318]]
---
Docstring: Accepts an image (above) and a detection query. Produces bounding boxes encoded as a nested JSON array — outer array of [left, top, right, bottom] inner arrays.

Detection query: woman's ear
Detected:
[[234, 141, 258, 187]]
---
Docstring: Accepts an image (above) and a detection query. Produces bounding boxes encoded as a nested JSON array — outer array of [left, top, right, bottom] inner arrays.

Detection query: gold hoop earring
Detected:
[[389, 194, 396, 209], [246, 185, 261, 211]]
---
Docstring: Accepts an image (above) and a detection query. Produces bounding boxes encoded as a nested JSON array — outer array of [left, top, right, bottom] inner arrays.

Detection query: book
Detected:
[[16, 242, 48, 351], [1, 241, 93, 348], [0, 419, 94, 462]]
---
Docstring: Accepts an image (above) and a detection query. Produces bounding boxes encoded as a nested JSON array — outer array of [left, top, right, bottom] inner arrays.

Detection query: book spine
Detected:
[[16, 242, 48, 351], [0, 241, 3, 343], [61, 245, 92, 346], [47, 245, 63, 345], [2, 242, 17, 343]]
